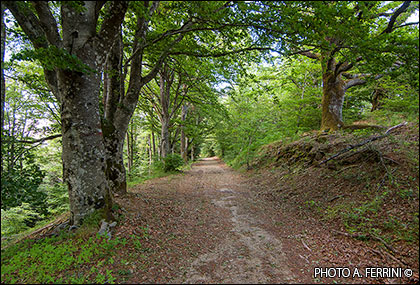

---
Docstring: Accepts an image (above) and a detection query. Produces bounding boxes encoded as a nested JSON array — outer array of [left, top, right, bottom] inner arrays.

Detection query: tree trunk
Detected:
[[152, 131, 156, 157], [59, 68, 111, 225], [5, 1, 128, 225], [102, 27, 128, 195], [371, 88, 385, 111], [161, 116, 170, 158], [180, 104, 188, 162], [126, 131, 131, 173], [130, 127, 134, 171], [159, 65, 173, 158], [148, 134, 152, 166], [1, 4, 5, 136], [180, 130, 186, 161], [103, 122, 127, 195], [320, 59, 345, 131]]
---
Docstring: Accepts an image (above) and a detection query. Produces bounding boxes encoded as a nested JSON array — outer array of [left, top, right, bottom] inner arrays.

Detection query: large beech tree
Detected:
[[235, 1, 418, 130], [4, 1, 128, 225], [288, 1, 418, 130]]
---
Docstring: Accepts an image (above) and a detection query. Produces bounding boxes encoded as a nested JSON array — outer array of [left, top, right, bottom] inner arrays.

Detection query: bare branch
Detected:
[[17, 134, 62, 144], [393, 21, 419, 30], [381, 1, 411, 34], [170, 46, 280, 58], [318, 122, 407, 165]]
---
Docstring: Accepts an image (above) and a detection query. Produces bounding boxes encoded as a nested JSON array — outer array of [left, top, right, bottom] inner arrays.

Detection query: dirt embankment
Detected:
[[245, 122, 419, 284]]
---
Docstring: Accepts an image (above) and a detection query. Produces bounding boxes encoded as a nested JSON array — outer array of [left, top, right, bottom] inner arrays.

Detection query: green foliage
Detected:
[[1, 203, 44, 236], [1, 141, 46, 213], [0, 232, 127, 284], [1, 59, 65, 236], [1, 221, 156, 283], [163, 153, 184, 172], [11, 45, 94, 74], [214, 59, 322, 168]]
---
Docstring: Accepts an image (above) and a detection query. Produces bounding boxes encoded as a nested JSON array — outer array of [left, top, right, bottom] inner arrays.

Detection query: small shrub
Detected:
[[163, 154, 184, 172]]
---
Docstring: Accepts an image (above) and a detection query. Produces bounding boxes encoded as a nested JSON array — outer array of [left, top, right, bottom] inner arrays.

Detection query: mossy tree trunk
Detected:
[[300, 47, 368, 132], [5, 1, 128, 225], [320, 58, 345, 131]]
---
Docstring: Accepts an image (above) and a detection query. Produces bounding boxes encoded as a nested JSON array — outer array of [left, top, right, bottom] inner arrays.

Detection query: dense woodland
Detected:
[[1, 1, 419, 283]]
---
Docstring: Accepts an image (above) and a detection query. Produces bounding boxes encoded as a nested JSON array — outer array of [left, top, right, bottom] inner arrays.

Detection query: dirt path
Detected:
[[175, 157, 297, 283], [117, 157, 311, 283]]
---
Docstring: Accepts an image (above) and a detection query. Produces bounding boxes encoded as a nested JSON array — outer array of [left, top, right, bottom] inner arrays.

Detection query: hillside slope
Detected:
[[244, 122, 419, 283]]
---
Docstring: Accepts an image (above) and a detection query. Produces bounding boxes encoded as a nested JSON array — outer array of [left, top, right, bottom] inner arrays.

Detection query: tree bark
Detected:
[[320, 59, 345, 131], [126, 131, 131, 173], [152, 131, 156, 157], [161, 116, 170, 158], [1, 3, 5, 136], [59, 68, 111, 225], [102, 25, 128, 195], [5, 1, 128, 225], [180, 103, 189, 162], [148, 134, 152, 166], [103, 120, 127, 195], [371, 88, 386, 111], [159, 64, 173, 158]]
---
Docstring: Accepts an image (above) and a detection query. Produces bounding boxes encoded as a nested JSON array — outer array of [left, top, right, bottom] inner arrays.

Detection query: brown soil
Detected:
[[113, 157, 312, 283], [112, 152, 418, 284]]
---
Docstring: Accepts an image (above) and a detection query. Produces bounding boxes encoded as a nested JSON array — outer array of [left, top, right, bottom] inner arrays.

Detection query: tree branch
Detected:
[[344, 74, 383, 91], [4, 1, 48, 49], [295, 50, 320, 60], [318, 122, 407, 165], [169, 46, 280, 58], [4, 1, 60, 102], [336, 56, 363, 75], [381, 1, 411, 34], [97, 1, 128, 56], [393, 21, 419, 30], [32, 1, 62, 47], [344, 77, 367, 91], [17, 134, 62, 144]]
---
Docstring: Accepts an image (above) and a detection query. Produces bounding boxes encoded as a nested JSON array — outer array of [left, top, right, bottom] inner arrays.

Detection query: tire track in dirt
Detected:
[[174, 157, 298, 284]]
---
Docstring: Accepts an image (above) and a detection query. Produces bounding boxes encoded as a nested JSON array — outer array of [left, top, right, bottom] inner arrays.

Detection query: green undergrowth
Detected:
[[250, 120, 419, 251], [324, 177, 419, 244], [127, 158, 194, 188], [1, 210, 151, 284]]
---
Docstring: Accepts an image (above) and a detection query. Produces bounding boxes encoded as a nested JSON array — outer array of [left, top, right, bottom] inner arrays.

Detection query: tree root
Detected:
[[318, 122, 407, 166]]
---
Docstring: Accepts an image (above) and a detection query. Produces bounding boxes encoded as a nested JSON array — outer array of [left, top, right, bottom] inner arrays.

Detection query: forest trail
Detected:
[[175, 157, 296, 283], [121, 157, 310, 283]]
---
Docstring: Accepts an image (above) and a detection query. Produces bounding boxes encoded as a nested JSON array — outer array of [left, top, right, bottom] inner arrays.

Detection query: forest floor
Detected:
[[2, 124, 418, 284], [113, 149, 418, 284], [114, 157, 310, 283]]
